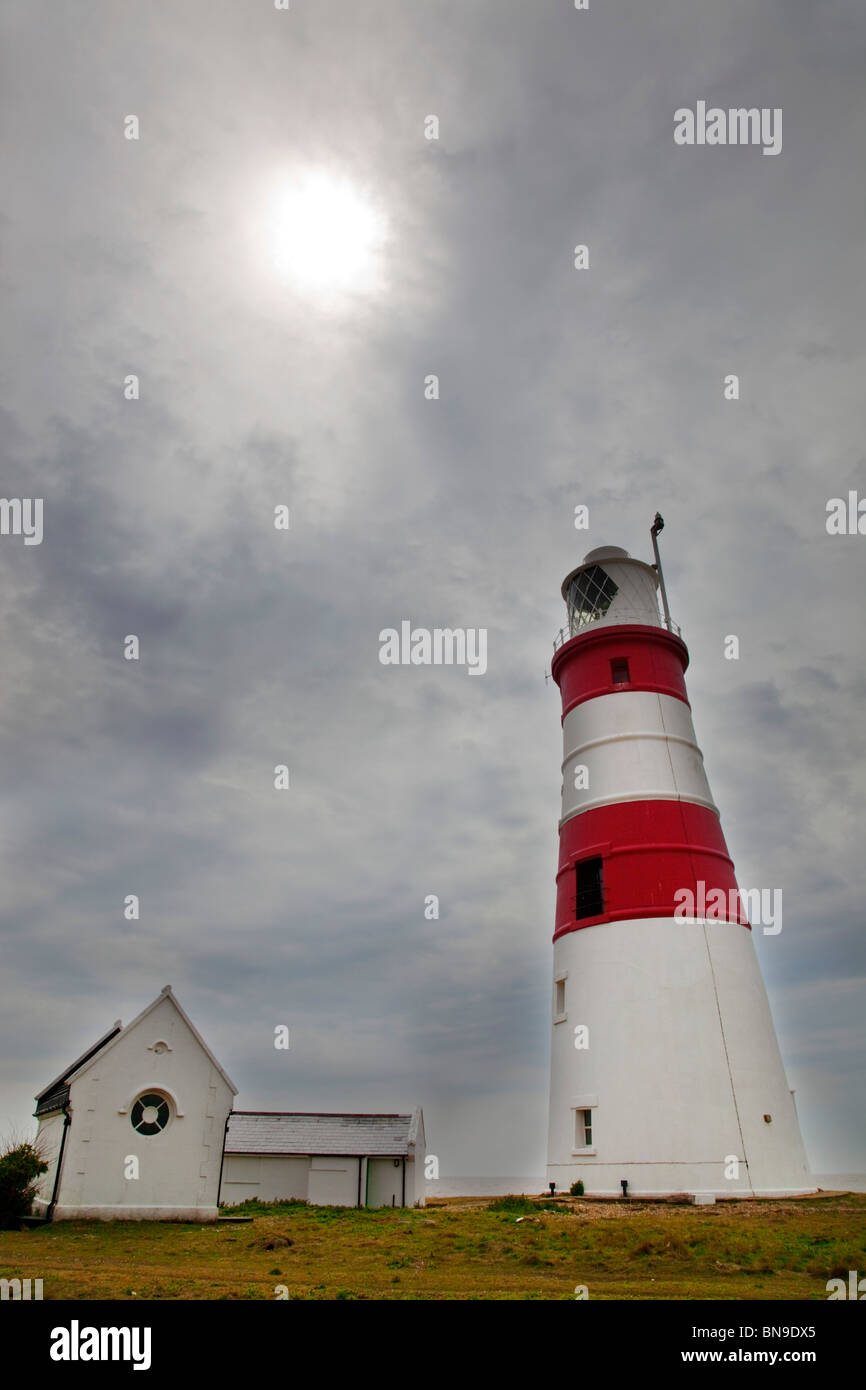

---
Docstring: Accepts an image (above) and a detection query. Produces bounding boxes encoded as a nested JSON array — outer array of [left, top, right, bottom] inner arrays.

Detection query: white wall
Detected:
[[547, 917, 813, 1195], [49, 993, 234, 1220], [221, 1153, 415, 1208], [402, 1157, 422, 1207], [561, 690, 716, 823], [220, 1154, 310, 1205], [405, 1108, 426, 1206], [308, 1156, 360, 1207]]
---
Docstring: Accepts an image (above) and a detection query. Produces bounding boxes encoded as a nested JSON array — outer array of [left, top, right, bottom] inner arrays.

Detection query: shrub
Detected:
[[0, 1141, 48, 1229], [570, 1180, 585, 1197], [487, 1195, 539, 1215]]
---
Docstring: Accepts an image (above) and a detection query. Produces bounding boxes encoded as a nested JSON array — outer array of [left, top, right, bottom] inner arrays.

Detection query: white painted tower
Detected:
[[546, 522, 812, 1196]]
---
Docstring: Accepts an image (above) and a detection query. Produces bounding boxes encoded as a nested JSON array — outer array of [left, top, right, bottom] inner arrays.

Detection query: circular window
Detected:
[[130, 1092, 170, 1136]]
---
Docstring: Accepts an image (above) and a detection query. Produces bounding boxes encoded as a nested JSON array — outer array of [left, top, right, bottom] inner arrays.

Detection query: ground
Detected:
[[1, 1193, 863, 1300]]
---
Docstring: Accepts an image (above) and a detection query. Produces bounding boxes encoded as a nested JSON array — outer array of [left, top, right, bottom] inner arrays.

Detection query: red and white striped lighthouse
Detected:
[[546, 524, 812, 1196]]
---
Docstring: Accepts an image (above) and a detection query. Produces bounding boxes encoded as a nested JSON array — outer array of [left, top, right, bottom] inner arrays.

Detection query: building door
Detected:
[[307, 1157, 359, 1207], [366, 1157, 404, 1207]]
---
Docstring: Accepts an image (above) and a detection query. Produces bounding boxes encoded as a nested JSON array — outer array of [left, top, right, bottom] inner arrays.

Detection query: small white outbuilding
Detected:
[[31, 987, 426, 1220], [221, 1110, 426, 1209]]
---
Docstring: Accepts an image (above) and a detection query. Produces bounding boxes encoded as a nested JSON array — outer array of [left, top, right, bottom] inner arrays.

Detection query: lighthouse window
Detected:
[[574, 1109, 594, 1150], [555, 979, 566, 1015], [611, 658, 630, 685], [566, 565, 619, 632], [576, 857, 603, 919]]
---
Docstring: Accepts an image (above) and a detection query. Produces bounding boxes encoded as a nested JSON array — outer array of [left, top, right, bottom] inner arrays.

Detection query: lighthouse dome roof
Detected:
[[582, 545, 630, 563]]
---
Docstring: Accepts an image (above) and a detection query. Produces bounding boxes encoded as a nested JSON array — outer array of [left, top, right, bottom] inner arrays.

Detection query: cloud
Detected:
[[0, 0, 863, 1175]]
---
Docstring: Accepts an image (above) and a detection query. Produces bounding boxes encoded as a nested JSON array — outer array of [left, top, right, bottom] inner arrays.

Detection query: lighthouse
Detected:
[[546, 521, 812, 1196]]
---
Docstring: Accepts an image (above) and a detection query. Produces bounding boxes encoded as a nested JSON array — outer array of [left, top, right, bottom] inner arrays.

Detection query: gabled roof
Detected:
[[34, 1021, 123, 1116], [225, 1110, 422, 1157], [34, 986, 237, 1115]]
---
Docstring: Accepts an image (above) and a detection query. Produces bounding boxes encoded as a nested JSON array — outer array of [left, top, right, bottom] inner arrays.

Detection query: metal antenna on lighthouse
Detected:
[[650, 512, 673, 633]]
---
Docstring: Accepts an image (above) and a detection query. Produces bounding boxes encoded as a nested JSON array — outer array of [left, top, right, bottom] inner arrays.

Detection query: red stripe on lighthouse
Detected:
[[553, 799, 749, 940], [552, 625, 690, 721]]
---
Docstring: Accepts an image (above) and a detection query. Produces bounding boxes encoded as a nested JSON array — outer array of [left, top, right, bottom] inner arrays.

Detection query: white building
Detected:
[[32, 986, 425, 1219], [221, 1110, 426, 1209]]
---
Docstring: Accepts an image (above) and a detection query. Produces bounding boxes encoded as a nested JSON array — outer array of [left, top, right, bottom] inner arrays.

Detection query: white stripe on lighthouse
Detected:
[[560, 690, 716, 824], [547, 916, 813, 1195]]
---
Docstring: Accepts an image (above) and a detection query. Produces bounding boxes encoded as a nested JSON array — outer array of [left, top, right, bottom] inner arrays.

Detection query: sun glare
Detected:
[[268, 171, 386, 298]]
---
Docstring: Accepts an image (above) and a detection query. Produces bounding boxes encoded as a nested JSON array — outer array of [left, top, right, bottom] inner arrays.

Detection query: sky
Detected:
[[1, 0, 864, 1179]]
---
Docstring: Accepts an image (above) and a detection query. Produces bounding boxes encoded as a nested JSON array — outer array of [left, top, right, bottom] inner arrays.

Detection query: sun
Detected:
[[267, 171, 386, 298]]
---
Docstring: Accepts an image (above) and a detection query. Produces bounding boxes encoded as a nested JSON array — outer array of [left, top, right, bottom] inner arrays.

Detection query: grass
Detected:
[[0, 1193, 862, 1300]]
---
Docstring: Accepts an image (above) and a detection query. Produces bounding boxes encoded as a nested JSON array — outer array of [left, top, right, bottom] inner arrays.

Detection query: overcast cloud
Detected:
[[1, 0, 864, 1177]]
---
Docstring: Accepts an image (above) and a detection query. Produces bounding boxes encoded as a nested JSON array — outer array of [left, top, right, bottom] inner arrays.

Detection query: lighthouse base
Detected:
[[546, 916, 813, 1197], [545, 1170, 815, 1199]]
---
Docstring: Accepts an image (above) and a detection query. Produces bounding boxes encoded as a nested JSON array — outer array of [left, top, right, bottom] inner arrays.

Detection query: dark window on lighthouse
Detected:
[[576, 857, 603, 919], [611, 657, 630, 686], [566, 565, 619, 631]]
